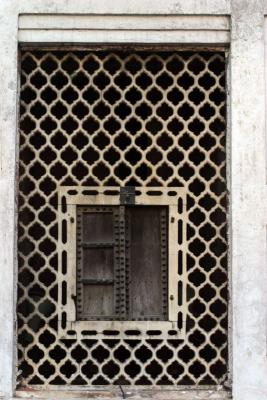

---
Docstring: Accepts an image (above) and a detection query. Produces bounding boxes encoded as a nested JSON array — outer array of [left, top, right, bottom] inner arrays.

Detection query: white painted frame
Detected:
[[1, 1, 267, 399]]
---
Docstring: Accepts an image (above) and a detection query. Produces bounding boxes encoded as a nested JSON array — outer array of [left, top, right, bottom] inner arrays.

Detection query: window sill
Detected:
[[15, 387, 231, 400]]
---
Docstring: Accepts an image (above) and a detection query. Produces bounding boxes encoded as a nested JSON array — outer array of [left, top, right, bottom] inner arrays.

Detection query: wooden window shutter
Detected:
[[125, 206, 168, 321], [76, 205, 168, 321], [76, 206, 121, 320]]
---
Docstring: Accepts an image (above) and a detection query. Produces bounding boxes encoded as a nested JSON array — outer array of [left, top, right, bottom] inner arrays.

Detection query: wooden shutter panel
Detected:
[[76, 206, 120, 320], [77, 205, 168, 321], [126, 206, 168, 321]]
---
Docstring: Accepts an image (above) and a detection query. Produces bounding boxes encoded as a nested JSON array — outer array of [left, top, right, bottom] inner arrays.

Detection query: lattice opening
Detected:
[[18, 49, 227, 387]]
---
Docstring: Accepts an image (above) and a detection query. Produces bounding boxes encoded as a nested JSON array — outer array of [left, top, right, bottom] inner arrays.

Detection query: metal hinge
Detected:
[[120, 186, 135, 205]]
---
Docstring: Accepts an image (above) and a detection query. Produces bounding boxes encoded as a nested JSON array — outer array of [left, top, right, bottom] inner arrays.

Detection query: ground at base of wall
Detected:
[[13, 388, 231, 400]]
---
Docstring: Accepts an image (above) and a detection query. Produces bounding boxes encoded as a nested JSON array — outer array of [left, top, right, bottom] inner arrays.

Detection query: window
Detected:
[[76, 204, 168, 321], [58, 186, 187, 337], [18, 49, 227, 386]]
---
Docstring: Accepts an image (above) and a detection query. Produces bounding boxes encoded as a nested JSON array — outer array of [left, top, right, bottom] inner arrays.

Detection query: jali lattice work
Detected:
[[18, 49, 227, 386]]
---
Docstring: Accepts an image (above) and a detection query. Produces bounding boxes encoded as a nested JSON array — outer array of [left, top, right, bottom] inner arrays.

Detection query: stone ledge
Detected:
[[14, 388, 231, 400]]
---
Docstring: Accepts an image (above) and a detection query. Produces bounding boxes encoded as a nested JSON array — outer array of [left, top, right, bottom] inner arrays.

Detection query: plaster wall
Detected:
[[0, 1, 267, 399]]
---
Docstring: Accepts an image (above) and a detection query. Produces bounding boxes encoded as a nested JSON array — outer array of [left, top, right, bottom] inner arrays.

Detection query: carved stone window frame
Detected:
[[58, 186, 188, 340]]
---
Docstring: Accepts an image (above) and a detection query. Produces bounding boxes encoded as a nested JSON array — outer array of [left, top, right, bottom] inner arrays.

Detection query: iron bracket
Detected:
[[120, 186, 135, 205]]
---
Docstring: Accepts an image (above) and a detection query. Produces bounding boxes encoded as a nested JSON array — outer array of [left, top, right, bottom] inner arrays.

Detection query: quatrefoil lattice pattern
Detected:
[[18, 50, 227, 386]]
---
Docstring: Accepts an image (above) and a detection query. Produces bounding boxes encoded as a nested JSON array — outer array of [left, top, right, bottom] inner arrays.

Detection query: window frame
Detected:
[[58, 186, 188, 339]]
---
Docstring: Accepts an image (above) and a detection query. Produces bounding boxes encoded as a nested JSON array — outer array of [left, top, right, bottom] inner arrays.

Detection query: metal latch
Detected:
[[120, 186, 135, 205]]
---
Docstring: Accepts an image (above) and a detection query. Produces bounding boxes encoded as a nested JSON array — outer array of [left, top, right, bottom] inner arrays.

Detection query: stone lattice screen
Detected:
[[17, 49, 227, 386]]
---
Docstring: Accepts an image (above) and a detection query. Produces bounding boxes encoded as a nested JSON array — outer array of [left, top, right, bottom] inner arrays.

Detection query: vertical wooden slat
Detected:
[[119, 205, 126, 320], [113, 207, 121, 319], [160, 207, 168, 320]]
